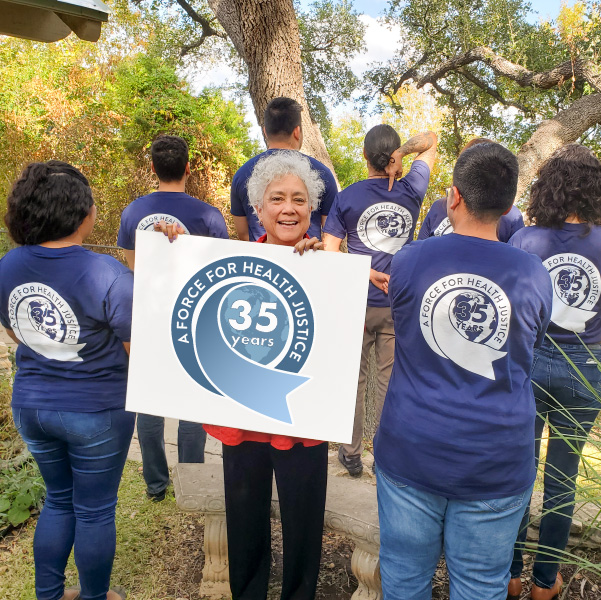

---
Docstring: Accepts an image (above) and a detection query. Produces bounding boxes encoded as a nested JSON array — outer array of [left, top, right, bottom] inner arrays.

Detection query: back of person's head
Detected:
[[264, 97, 303, 139], [151, 135, 189, 182], [364, 125, 401, 172], [528, 144, 601, 228], [461, 137, 494, 153], [5, 161, 93, 245], [453, 142, 518, 222]]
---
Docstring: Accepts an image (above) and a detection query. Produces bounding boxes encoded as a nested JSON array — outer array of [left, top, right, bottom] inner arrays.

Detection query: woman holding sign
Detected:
[[157, 150, 328, 599], [508, 145, 601, 600], [207, 151, 327, 600], [0, 162, 133, 600]]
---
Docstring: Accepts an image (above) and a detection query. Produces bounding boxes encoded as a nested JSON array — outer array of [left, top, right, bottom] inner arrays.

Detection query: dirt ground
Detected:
[[155, 515, 601, 600]]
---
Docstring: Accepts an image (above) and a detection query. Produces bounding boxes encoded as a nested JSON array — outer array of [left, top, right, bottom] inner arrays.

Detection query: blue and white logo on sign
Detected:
[[8, 283, 85, 362], [171, 256, 314, 423], [544, 253, 600, 333], [420, 274, 511, 380]]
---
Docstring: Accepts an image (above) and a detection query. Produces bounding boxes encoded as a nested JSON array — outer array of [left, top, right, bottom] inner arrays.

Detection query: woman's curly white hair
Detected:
[[246, 151, 324, 215]]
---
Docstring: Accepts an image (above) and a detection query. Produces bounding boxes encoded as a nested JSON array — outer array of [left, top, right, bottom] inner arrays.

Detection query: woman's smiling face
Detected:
[[257, 174, 311, 246]]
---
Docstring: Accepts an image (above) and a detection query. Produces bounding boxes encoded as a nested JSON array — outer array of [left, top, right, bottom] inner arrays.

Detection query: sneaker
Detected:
[[146, 489, 166, 502], [338, 447, 363, 477]]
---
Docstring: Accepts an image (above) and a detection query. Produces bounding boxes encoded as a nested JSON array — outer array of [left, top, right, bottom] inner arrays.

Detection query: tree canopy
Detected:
[[366, 0, 601, 198]]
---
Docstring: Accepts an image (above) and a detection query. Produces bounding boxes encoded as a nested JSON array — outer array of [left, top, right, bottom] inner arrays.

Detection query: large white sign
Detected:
[[126, 232, 371, 443]]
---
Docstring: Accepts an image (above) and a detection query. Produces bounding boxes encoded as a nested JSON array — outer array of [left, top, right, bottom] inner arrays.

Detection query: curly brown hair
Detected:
[[527, 144, 601, 228]]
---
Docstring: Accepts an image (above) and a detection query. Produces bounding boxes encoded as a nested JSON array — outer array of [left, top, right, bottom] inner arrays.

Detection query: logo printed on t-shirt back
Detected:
[[433, 217, 453, 237], [420, 274, 511, 380], [137, 213, 191, 233], [8, 283, 85, 362], [543, 253, 600, 332], [357, 203, 413, 254]]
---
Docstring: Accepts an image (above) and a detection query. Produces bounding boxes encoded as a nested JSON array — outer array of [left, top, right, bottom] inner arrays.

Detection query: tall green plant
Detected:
[[522, 336, 601, 581]]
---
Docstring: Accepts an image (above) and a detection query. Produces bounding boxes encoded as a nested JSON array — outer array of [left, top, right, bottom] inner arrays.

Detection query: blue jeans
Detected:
[[13, 407, 135, 600], [377, 466, 532, 600], [136, 414, 206, 495], [511, 341, 601, 589]]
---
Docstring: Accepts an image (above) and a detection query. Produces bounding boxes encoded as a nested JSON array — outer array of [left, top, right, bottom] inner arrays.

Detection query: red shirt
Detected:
[[203, 234, 323, 449]]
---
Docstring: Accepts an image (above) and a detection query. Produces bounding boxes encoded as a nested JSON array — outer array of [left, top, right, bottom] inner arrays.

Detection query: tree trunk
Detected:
[[207, 0, 336, 175], [516, 93, 601, 201]]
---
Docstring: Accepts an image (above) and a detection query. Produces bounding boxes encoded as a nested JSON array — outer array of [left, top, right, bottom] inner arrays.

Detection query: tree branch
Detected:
[[175, 0, 226, 56], [416, 46, 601, 93], [389, 52, 430, 95], [430, 82, 463, 154], [456, 67, 529, 113], [516, 93, 601, 200]]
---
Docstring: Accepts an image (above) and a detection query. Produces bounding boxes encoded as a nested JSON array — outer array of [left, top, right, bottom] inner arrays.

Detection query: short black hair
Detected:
[[364, 124, 401, 172], [264, 97, 302, 139], [528, 144, 601, 228], [452, 142, 518, 222], [5, 161, 94, 245], [151, 135, 189, 182]]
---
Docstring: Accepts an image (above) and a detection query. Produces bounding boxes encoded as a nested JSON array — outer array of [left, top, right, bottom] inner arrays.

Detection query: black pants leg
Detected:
[[223, 441, 273, 600], [274, 442, 328, 600]]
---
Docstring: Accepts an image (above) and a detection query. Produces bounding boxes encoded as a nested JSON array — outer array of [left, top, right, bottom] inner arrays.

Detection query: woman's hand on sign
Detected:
[[293, 237, 324, 256], [370, 269, 390, 294], [154, 220, 186, 243]]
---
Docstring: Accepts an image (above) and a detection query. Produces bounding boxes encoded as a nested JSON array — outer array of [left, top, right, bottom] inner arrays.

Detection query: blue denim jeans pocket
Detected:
[[481, 488, 529, 513], [565, 352, 601, 405], [58, 410, 112, 439], [377, 466, 408, 489]]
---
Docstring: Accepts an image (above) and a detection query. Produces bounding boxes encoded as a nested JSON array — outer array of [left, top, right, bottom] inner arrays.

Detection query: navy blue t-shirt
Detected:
[[118, 191, 228, 249], [374, 234, 552, 500], [418, 197, 524, 242], [324, 161, 431, 307], [0, 246, 134, 411], [509, 223, 601, 345], [230, 149, 337, 241]]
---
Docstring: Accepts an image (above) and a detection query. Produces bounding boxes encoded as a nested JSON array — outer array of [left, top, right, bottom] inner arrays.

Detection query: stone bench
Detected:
[[173, 463, 382, 599]]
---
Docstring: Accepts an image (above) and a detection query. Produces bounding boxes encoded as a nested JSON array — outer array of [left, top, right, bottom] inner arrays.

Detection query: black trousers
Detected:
[[222, 441, 329, 600]]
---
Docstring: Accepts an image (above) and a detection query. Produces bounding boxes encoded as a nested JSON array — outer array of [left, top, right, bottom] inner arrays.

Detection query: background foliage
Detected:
[[0, 0, 259, 245]]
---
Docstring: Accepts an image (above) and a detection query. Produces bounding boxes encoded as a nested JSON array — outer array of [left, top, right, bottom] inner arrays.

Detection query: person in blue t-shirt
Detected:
[[118, 135, 229, 502], [1, 161, 134, 600], [323, 125, 437, 477], [374, 143, 552, 600], [230, 97, 337, 242], [507, 145, 601, 600], [417, 138, 524, 242]]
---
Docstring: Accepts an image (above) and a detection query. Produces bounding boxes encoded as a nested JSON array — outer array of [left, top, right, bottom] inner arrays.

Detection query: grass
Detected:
[[0, 461, 205, 600]]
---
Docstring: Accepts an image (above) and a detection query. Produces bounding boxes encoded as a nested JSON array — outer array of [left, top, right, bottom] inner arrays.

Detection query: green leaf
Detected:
[[0, 497, 10, 512], [13, 492, 32, 509], [7, 505, 30, 526]]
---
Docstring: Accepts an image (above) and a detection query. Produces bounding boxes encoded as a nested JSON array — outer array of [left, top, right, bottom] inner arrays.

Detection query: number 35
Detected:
[[229, 300, 278, 333]]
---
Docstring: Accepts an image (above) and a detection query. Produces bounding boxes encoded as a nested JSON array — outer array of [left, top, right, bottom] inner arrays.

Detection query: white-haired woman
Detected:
[[158, 151, 327, 600]]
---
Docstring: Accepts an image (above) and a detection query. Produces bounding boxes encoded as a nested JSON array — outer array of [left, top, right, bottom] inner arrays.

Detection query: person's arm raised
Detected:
[[386, 131, 438, 191]]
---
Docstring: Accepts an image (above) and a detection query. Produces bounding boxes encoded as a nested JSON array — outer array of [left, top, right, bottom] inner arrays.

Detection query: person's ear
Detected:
[[449, 186, 462, 211], [293, 125, 301, 142], [363, 147, 368, 160], [151, 162, 157, 175], [185, 162, 191, 177]]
